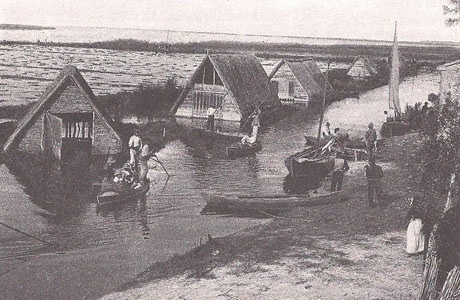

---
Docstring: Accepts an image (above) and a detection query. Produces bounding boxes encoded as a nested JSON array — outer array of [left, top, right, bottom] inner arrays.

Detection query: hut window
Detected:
[[288, 81, 295, 96]]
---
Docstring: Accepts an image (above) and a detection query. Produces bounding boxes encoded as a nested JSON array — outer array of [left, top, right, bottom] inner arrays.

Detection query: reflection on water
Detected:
[[0, 71, 439, 300]]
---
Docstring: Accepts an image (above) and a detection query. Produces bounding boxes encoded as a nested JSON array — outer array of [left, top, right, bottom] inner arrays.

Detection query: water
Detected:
[[0, 70, 439, 300], [2, 26, 457, 47]]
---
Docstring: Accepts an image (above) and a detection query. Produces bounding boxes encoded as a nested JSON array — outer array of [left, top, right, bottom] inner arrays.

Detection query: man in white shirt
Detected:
[[128, 131, 142, 168], [206, 105, 216, 131]]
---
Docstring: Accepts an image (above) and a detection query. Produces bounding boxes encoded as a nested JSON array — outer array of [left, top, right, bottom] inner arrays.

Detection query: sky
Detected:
[[2, 0, 460, 42]]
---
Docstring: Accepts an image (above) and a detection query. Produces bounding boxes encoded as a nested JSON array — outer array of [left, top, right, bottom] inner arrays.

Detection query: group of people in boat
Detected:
[[101, 131, 156, 194]]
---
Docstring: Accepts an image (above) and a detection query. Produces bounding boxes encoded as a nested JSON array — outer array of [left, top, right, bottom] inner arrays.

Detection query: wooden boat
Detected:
[[202, 191, 347, 216], [381, 22, 409, 138], [226, 141, 262, 159], [284, 146, 335, 182], [381, 120, 409, 138], [304, 135, 386, 150], [96, 181, 150, 206]]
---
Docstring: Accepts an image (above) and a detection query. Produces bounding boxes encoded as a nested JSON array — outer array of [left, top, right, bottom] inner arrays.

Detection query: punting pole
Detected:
[[151, 154, 173, 177], [0, 221, 55, 246]]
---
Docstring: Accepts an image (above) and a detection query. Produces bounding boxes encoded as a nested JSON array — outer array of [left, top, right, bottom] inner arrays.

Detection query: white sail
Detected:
[[389, 21, 402, 118]]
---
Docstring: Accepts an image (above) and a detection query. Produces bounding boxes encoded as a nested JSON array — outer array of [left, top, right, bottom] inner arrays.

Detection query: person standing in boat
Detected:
[[365, 122, 377, 161], [138, 140, 154, 184], [241, 108, 261, 145], [334, 128, 349, 153], [330, 157, 349, 192], [206, 105, 217, 131], [365, 157, 384, 207], [102, 155, 116, 181], [128, 131, 142, 168]]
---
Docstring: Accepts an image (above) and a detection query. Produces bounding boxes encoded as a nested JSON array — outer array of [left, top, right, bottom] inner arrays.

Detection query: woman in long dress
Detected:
[[406, 196, 425, 255]]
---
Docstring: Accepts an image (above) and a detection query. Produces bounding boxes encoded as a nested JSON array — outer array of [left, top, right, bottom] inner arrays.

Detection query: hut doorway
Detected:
[[58, 113, 93, 163]]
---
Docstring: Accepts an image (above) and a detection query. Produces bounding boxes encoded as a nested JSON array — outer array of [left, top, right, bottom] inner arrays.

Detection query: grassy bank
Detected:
[[2, 38, 460, 66], [101, 133, 433, 299]]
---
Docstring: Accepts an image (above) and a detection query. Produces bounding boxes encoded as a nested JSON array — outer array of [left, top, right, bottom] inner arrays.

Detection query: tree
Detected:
[[444, 0, 460, 26]]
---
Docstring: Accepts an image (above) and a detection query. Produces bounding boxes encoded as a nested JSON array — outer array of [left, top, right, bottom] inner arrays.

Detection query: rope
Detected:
[[0, 221, 55, 246]]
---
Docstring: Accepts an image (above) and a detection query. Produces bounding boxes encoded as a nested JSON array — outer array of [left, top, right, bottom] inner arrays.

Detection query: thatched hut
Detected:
[[3, 65, 122, 162], [437, 60, 460, 105], [268, 59, 332, 105], [346, 56, 379, 79], [170, 54, 280, 133]]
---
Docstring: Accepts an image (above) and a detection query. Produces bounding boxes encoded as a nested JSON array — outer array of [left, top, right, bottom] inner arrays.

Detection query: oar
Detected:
[[151, 154, 173, 177], [0, 221, 56, 246]]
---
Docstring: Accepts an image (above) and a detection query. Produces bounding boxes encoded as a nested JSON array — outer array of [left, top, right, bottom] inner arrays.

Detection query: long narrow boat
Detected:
[[202, 191, 347, 216], [226, 141, 262, 159], [97, 182, 150, 206]]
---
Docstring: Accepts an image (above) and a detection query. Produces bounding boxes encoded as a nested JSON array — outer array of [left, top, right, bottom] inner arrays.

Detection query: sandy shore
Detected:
[[100, 133, 425, 300]]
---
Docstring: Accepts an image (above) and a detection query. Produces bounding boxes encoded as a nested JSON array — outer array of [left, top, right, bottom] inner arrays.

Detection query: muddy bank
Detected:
[[101, 133, 428, 299]]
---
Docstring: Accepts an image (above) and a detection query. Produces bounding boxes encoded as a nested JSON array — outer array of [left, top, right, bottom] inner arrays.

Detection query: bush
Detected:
[[97, 78, 181, 120]]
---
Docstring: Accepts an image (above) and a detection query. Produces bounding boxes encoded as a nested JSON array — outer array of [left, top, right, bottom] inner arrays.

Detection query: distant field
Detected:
[[2, 38, 459, 66]]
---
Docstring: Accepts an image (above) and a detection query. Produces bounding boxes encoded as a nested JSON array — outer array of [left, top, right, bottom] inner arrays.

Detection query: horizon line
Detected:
[[2, 23, 460, 46]]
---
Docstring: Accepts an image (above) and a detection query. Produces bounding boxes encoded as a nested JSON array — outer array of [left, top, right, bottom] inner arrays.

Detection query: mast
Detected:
[[389, 21, 402, 119], [317, 61, 331, 148]]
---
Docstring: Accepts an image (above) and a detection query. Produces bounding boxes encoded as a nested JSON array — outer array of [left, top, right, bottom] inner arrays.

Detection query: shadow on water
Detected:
[[4, 152, 106, 220]]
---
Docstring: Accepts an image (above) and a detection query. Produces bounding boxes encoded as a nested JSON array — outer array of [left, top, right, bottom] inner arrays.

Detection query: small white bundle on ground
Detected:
[[406, 218, 425, 254]]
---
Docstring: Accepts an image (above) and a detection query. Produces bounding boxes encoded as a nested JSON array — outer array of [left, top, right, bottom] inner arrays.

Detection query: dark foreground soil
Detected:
[[100, 133, 428, 300]]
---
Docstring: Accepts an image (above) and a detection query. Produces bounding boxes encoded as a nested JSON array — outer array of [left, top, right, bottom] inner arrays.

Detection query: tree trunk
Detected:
[[438, 266, 460, 300], [420, 224, 442, 300], [444, 173, 457, 213]]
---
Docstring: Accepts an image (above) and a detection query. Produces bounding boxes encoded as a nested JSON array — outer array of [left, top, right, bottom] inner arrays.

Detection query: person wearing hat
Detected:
[[103, 155, 116, 181], [128, 131, 142, 168], [365, 122, 377, 161], [365, 157, 384, 207]]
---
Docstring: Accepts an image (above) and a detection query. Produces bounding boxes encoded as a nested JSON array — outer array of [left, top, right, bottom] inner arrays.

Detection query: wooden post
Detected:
[[420, 224, 442, 300], [438, 266, 460, 300]]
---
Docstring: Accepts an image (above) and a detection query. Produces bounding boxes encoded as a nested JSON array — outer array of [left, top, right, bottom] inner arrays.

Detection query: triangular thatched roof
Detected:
[[170, 54, 280, 118], [269, 60, 325, 99], [303, 61, 334, 92], [3, 65, 121, 153], [347, 56, 379, 76]]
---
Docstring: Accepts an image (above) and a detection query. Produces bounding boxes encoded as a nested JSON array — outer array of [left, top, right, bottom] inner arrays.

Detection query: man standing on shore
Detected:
[[206, 105, 216, 131], [365, 157, 384, 207], [365, 122, 377, 161], [330, 157, 349, 192]]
